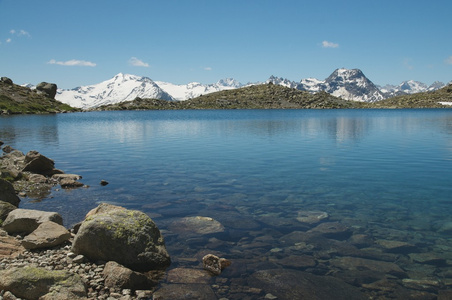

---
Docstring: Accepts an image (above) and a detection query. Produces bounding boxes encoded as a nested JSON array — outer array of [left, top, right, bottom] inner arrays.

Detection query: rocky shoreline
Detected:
[[0, 143, 233, 300]]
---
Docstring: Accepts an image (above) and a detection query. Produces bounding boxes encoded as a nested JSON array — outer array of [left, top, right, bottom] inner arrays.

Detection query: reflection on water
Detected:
[[1, 109, 452, 299]]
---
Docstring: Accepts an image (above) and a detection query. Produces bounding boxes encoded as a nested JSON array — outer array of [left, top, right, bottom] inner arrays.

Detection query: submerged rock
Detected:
[[152, 283, 217, 300], [307, 221, 352, 240], [296, 210, 329, 225], [167, 267, 212, 284], [169, 216, 225, 235], [72, 204, 171, 271], [202, 254, 231, 275], [249, 269, 366, 300]]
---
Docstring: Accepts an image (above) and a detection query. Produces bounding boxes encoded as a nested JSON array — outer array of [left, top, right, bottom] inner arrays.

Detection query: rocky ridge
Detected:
[[0, 77, 78, 115]]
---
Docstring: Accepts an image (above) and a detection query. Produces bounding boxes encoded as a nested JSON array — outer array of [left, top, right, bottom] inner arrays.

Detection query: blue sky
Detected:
[[1, 0, 451, 89]]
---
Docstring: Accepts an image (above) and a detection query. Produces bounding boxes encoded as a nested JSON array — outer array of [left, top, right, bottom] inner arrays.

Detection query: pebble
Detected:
[[0, 242, 154, 299]]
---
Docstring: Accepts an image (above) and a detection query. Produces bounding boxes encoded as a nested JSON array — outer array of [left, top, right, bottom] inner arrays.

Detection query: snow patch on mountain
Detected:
[[56, 73, 175, 109], [155, 78, 243, 101]]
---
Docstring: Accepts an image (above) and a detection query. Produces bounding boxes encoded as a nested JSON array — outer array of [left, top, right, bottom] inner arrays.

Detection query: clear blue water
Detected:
[[2, 109, 452, 297]]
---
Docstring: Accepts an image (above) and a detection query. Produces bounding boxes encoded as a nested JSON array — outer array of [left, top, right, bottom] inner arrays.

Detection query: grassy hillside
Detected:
[[0, 81, 79, 114], [368, 84, 452, 108], [94, 83, 366, 110]]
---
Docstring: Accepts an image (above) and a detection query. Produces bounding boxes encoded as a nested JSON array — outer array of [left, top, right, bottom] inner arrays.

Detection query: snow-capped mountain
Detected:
[[52, 69, 448, 109], [268, 68, 385, 102], [56, 73, 175, 109], [324, 68, 385, 102], [155, 78, 243, 101], [379, 80, 446, 97]]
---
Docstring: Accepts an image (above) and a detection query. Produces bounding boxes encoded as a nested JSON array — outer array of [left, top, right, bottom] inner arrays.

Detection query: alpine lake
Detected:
[[1, 109, 452, 299]]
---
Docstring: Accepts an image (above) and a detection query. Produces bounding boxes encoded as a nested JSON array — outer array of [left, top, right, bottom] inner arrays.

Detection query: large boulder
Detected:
[[22, 150, 58, 176], [36, 82, 57, 99], [0, 77, 13, 84], [72, 204, 171, 271], [0, 267, 87, 300], [0, 178, 20, 207], [2, 209, 63, 235], [22, 221, 71, 250]]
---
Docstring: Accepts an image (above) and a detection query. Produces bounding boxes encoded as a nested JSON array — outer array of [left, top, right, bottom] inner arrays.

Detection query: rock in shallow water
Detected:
[[169, 216, 225, 235], [72, 204, 171, 272], [296, 210, 329, 225], [249, 269, 367, 300]]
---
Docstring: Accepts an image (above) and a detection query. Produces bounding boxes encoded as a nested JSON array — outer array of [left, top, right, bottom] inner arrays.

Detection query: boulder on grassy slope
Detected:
[[72, 204, 170, 272]]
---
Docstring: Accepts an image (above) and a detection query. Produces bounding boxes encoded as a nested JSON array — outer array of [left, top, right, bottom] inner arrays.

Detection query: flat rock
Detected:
[[0, 178, 20, 207], [329, 256, 406, 278], [21, 221, 71, 250], [269, 254, 317, 269], [307, 222, 352, 240], [169, 216, 225, 235], [409, 253, 447, 266], [296, 210, 329, 225], [376, 239, 417, 253], [2, 209, 63, 235], [152, 283, 217, 300], [0, 267, 87, 300], [167, 268, 212, 284], [249, 269, 366, 300], [0, 229, 25, 258]]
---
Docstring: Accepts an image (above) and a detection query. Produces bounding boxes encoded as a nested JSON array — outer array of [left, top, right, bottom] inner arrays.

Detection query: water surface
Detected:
[[1, 109, 452, 298]]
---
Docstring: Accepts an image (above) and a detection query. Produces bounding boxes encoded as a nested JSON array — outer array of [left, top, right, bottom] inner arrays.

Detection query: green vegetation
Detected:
[[0, 81, 79, 114], [93, 83, 452, 111]]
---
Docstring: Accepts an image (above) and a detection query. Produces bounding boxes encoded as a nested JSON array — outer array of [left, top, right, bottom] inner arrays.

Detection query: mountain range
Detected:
[[55, 69, 449, 109]]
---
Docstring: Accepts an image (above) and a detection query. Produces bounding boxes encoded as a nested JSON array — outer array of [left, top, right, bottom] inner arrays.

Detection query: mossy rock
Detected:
[[72, 205, 170, 271], [0, 267, 86, 300]]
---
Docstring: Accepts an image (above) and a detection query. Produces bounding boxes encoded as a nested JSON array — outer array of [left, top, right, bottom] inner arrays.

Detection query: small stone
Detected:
[[73, 254, 85, 263], [100, 180, 109, 186], [202, 254, 231, 276]]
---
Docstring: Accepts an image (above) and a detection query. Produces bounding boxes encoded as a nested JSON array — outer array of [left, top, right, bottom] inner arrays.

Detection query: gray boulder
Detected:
[[2, 209, 63, 235], [0, 178, 20, 207], [22, 221, 71, 250], [36, 82, 57, 99], [0, 77, 13, 84], [72, 204, 171, 271], [0, 267, 87, 300], [22, 150, 57, 176]]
